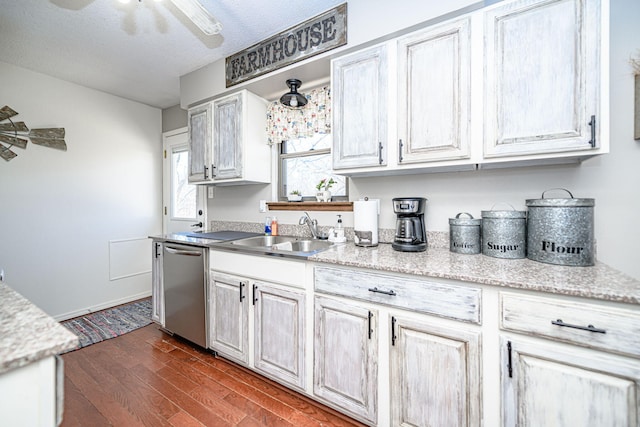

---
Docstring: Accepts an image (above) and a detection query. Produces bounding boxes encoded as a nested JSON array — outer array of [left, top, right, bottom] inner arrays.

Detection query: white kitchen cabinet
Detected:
[[332, 43, 389, 170], [390, 315, 481, 427], [314, 265, 482, 426], [151, 240, 164, 326], [396, 17, 472, 164], [483, 0, 606, 161], [253, 281, 306, 391], [209, 271, 250, 365], [500, 291, 640, 426], [502, 337, 640, 427], [314, 295, 378, 424], [188, 90, 269, 185], [211, 90, 270, 184], [187, 102, 212, 183]]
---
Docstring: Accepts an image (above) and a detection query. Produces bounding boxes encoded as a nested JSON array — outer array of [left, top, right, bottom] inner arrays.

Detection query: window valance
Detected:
[[266, 86, 331, 145]]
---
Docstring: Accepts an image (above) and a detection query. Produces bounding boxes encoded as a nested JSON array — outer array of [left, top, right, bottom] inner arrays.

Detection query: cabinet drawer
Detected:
[[211, 250, 306, 288], [501, 292, 640, 358], [314, 266, 481, 323]]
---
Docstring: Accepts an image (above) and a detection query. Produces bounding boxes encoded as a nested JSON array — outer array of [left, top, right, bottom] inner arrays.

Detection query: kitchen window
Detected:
[[267, 84, 347, 201], [278, 133, 347, 201]]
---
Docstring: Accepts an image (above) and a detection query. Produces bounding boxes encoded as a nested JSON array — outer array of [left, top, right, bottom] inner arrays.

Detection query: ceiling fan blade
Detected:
[[0, 106, 19, 122], [169, 0, 222, 35], [0, 134, 29, 149], [0, 144, 17, 161], [0, 121, 29, 132]]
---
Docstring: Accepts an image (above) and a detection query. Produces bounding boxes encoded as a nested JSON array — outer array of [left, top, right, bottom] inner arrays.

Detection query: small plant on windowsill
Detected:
[[287, 190, 303, 202], [315, 178, 335, 202]]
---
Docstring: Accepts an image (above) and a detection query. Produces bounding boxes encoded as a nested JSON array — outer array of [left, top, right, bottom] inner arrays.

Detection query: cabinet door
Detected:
[[332, 44, 388, 170], [502, 337, 640, 427], [397, 18, 471, 163], [390, 316, 481, 427], [151, 241, 164, 326], [213, 93, 242, 180], [484, 0, 602, 158], [187, 102, 212, 182], [314, 296, 377, 423], [209, 272, 249, 365], [254, 282, 305, 390]]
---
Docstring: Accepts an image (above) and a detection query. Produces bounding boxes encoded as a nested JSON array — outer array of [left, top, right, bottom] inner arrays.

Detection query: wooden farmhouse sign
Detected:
[[225, 3, 347, 87]]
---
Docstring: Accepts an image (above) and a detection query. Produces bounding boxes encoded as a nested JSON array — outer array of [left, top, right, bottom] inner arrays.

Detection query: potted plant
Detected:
[[315, 178, 335, 202], [287, 190, 303, 202]]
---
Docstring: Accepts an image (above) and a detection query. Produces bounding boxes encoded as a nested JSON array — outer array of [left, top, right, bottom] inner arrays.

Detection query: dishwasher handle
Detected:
[[165, 246, 203, 256]]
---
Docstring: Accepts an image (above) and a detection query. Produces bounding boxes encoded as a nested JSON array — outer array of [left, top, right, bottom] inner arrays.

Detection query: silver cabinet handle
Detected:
[[551, 319, 606, 334], [378, 142, 383, 165], [165, 247, 202, 256], [203, 164, 208, 180], [368, 287, 396, 296], [398, 139, 404, 163]]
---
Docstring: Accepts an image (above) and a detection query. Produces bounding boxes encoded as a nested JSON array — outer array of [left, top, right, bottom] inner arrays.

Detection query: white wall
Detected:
[[195, 0, 640, 280], [0, 61, 162, 319]]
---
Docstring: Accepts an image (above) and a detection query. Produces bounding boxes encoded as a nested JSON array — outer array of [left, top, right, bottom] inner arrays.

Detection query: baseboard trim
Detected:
[[54, 291, 152, 322]]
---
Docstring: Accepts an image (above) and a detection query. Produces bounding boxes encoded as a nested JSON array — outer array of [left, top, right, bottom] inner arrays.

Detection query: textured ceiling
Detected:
[[0, 0, 343, 109]]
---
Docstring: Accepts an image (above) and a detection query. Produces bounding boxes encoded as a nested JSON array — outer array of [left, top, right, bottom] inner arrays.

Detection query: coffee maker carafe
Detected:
[[392, 197, 427, 252]]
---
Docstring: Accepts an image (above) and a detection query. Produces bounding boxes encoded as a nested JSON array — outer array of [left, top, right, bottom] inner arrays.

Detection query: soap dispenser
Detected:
[[331, 214, 346, 243]]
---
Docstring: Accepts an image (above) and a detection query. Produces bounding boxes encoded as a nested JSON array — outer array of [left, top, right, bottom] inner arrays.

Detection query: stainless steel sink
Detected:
[[218, 235, 335, 258]]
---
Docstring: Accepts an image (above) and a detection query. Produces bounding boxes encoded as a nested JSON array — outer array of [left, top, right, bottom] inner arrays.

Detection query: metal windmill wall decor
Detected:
[[0, 105, 67, 161]]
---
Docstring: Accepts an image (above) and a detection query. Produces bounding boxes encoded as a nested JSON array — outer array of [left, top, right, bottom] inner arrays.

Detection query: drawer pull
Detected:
[[551, 319, 606, 334], [368, 287, 396, 296]]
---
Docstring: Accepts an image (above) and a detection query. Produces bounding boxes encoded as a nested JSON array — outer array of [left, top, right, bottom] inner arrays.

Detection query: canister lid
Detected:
[[449, 212, 481, 226], [525, 188, 595, 207], [481, 210, 526, 219]]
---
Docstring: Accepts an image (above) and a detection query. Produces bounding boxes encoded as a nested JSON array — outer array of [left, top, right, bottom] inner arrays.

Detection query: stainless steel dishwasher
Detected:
[[162, 243, 207, 348]]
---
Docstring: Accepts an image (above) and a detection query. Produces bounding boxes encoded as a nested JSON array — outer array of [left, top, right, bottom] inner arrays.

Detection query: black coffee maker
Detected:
[[392, 197, 427, 252]]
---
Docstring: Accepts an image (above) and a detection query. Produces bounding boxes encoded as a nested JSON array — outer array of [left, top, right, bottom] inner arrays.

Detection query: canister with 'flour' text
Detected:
[[481, 205, 527, 259], [526, 188, 595, 266], [449, 213, 481, 254]]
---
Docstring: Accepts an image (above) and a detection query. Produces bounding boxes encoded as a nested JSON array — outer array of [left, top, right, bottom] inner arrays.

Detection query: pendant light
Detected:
[[280, 79, 308, 108]]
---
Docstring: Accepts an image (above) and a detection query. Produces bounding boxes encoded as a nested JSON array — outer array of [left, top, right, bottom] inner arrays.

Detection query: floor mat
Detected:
[[60, 298, 152, 352]]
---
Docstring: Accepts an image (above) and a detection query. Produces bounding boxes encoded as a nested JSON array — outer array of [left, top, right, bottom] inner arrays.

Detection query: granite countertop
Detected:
[[0, 284, 78, 375], [309, 243, 640, 305], [155, 225, 640, 306]]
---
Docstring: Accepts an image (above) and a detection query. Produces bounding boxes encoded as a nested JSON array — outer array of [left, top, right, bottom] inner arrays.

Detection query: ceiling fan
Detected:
[[118, 0, 222, 35]]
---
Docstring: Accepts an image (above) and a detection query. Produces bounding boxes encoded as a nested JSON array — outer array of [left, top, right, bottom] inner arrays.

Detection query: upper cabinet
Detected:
[[332, 43, 389, 170], [330, 0, 607, 176], [483, 0, 605, 161], [332, 17, 475, 176], [188, 90, 270, 185], [187, 102, 212, 183], [397, 17, 472, 164]]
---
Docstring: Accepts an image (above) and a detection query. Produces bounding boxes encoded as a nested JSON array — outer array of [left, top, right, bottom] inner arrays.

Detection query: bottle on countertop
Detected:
[[265, 216, 272, 236], [271, 216, 279, 236], [329, 214, 347, 243]]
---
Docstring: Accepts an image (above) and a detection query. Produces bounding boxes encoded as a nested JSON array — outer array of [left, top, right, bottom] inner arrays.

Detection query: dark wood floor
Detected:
[[61, 324, 366, 427]]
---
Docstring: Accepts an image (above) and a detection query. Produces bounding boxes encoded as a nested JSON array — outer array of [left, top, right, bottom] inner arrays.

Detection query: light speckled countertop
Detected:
[[0, 284, 78, 374], [154, 222, 640, 305], [309, 243, 640, 305]]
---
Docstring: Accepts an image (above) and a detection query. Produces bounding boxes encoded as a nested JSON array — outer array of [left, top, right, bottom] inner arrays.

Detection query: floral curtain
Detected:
[[266, 86, 331, 145]]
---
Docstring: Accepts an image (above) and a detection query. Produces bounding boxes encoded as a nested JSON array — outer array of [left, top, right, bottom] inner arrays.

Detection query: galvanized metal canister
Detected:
[[449, 213, 481, 254], [526, 188, 595, 266], [481, 205, 527, 259]]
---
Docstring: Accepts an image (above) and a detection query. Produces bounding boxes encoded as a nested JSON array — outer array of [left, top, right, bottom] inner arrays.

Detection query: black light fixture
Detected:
[[280, 79, 308, 108]]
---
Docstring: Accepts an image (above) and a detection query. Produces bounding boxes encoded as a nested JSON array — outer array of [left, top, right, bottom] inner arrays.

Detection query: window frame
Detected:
[[277, 142, 348, 202]]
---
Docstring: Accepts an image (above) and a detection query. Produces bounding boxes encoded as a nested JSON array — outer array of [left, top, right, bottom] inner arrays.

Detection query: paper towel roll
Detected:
[[353, 199, 379, 247]]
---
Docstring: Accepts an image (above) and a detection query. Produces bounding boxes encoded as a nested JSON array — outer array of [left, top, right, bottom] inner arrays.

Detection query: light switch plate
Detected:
[[207, 186, 215, 199], [259, 200, 267, 213]]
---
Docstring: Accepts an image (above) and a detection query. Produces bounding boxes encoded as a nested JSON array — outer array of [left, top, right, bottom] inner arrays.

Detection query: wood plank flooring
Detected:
[[61, 324, 366, 427]]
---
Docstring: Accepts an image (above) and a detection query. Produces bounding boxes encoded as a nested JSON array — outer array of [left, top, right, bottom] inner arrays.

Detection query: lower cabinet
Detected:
[[502, 337, 640, 427], [500, 291, 640, 427], [390, 315, 481, 427], [254, 281, 306, 391], [209, 271, 250, 365], [314, 295, 378, 423], [209, 268, 306, 390]]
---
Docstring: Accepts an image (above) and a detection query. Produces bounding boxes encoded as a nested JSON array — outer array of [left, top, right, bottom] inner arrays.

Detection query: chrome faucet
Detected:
[[299, 212, 320, 239]]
